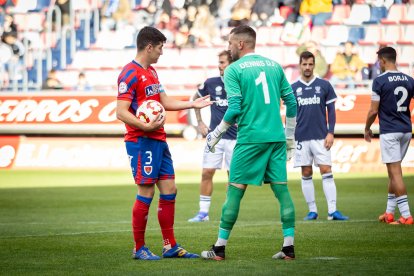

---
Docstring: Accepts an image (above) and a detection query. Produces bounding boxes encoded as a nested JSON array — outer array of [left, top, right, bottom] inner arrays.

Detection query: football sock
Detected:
[[396, 195, 411, 218], [271, 184, 295, 231], [199, 195, 211, 214], [158, 194, 177, 250], [215, 237, 228, 247], [322, 173, 337, 214], [133, 195, 153, 250], [218, 185, 245, 242], [386, 193, 396, 214], [301, 176, 317, 213], [283, 235, 294, 247]]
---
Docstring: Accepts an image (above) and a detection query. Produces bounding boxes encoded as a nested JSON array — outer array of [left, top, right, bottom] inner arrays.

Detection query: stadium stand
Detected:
[[1, 0, 413, 93]]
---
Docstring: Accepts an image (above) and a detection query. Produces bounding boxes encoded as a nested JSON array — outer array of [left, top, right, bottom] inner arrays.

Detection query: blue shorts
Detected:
[[126, 137, 175, 185]]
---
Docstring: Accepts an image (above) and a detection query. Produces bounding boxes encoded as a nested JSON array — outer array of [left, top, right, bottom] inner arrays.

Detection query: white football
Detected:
[[136, 100, 166, 123]]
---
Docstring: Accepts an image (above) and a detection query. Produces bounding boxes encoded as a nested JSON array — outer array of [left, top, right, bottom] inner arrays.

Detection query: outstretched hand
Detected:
[[193, 95, 213, 109]]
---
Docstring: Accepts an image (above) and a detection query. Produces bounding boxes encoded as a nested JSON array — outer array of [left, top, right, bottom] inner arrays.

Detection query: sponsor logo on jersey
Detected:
[[215, 86, 223, 95], [144, 166, 152, 175], [297, 95, 321, 106], [215, 96, 228, 107], [145, 84, 163, 97], [118, 82, 128, 94]]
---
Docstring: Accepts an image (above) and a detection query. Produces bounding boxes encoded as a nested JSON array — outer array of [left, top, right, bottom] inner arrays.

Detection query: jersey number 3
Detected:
[[394, 86, 408, 112], [255, 72, 270, 104]]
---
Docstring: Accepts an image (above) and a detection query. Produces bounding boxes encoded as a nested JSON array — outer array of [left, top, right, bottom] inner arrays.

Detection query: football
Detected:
[[136, 100, 166, 123]]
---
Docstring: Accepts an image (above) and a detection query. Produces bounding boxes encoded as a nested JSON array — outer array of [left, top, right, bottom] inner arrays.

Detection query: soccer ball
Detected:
[[136, 100, 166, 123]]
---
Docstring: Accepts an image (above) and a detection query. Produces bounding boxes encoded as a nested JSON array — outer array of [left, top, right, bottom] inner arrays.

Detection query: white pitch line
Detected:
[[0, 219, 377, 239]]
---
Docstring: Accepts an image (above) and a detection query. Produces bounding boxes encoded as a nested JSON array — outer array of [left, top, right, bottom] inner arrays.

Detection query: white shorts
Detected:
[[380, 132, 412, 163], [202, 139, 236, 170], [293, 139, 331, 168]]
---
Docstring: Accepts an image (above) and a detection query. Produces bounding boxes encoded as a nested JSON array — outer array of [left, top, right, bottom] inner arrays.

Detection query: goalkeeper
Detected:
[[201, 25, 297, 261]]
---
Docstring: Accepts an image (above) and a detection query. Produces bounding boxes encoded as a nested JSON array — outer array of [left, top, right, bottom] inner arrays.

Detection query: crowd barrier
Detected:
[[1, 91, 413, 135], [1, 136, 413, 173]]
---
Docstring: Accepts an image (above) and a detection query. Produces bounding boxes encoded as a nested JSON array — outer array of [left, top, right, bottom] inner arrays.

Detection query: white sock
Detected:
[[386, 193, 396, 214], [301, 176, 317, 213], [396, 195, 411, 218], [199, 195, 211, 214], [215, 238, 227, 247], [283, 236, 294, 247], [322, 173, 337, 214]]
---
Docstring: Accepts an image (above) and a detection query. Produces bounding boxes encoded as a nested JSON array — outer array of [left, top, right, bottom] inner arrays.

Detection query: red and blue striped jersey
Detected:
[[117, 60, 166, 142]]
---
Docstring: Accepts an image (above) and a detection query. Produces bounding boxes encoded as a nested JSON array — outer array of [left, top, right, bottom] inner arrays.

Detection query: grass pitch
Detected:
[[0, 170, 413, 275]]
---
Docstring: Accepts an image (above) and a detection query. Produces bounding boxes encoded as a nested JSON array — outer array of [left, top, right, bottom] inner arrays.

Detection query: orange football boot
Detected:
[[378, 212, 394, 223], [390, 216, 413, 225]]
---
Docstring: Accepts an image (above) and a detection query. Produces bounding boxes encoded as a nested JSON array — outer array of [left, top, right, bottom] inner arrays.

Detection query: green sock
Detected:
[[218, 185, 246, 240], [270, 184, 295, 234]]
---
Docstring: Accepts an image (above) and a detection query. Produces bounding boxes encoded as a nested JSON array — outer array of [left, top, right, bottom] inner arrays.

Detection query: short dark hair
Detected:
[[218, 50, 233, 63], [377, 46, 397, 63], [230, 25, 256, 43], [299, 51, 315, 64], [136, 26, 167, 51]]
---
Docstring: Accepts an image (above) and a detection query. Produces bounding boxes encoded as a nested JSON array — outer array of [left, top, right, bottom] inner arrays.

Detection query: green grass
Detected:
[[1, 170, 414, 275]]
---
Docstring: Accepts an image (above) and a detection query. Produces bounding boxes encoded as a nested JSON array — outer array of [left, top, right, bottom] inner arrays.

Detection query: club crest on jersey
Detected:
[[119, 82, 128, 94], [145, 84, 163, 96], [315, 86, 321, 93], [296, 87, 302, 96], [144, 166, 153, 175], [215, 86, 223, 95]]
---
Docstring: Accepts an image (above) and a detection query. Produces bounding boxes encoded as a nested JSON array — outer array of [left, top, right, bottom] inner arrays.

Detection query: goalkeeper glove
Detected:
[[206, 121, 230, 153], [285, 117, 296, 161], [286, 139, 295, 161]]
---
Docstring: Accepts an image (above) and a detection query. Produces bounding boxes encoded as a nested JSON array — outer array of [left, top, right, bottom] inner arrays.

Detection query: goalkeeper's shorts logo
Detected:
[[144, 166, 153, 175]]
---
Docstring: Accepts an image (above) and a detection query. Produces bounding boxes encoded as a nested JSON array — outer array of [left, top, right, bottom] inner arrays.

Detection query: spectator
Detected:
[[53, 0, 70, 27], [42, 69, 63, 90], [189, 5, 219, 46], [296, 40, 328, 78], [228, 0, 254, 27], [330, 41, 367, 89], [250, 0, 279, 27], [299, 0, 333, 26], [75, 72, 92, 91], [280, 13, 312, 45], [101, 0, 132, 30]]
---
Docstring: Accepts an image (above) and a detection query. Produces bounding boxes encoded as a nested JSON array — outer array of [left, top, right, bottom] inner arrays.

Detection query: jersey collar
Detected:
[[299, 76, 317, 86]]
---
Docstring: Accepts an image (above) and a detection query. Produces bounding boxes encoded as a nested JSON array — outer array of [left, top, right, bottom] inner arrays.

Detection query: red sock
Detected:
[[132, 198, 150, 251], [158, 194, 176, 249]]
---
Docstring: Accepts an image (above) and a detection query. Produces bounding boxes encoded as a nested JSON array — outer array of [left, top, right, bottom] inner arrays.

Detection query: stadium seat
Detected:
[[325, 5, 351, 25], [310, 26, 327, 42], [348, 27, 365, 44], [321, 25, 349, 46], [344, 4, 371, 25], [267, 26, 283, 46], [379, 24, 402, 45], [13, 12, 45, 32], [364, 6, 387, 24], [256, 27, 272, 46], [398, 45, 414, 67], [397, 24, 414, 45], [381, 4, 406, 24], [400, 4, 414, 24], [358, 24, 382, 45]]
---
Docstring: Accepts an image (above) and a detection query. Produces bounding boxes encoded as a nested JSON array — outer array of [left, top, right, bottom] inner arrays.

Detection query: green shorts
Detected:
[[229, 142, 287, 186]]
